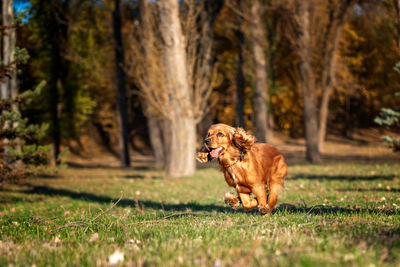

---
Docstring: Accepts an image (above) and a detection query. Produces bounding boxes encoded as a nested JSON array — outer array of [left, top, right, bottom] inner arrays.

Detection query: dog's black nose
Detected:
[[205, 139, 211, 145]]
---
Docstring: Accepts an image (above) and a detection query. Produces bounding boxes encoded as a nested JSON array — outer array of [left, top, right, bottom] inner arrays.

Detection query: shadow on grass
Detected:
[[275, 203, 399, 216], [337, 188, 400, 193], [282, 150, 400, 165], [2, 185, 398, 216], [289, 174, 397, 181], [66, 162, 153, 171], [13, 185, 233, 214], [32, 173, 163, 180]]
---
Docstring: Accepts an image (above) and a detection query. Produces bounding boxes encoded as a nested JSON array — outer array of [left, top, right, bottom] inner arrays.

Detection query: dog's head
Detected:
[[201, 123, 255, 160]]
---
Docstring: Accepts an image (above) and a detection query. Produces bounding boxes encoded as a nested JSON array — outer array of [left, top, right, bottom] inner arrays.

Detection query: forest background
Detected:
[[1, 0, 399, 178]]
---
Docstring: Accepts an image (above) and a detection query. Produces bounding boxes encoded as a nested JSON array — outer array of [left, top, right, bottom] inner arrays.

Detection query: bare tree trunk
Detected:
[[1, 0, 16, 163], [138, 0, 165, 168], [187, 0, 222, 124], [394, 0, 400, 52], [298, 3, 321, 163], [1, 0, 16, 99], [235, 0, 246, 128], [397, 0, 400, 52], [158, 0, 196, 177], [318, 29, 341, 151], [113, 0, 130, 167], [318, 0, 354, 151], [49, 1, 70, 165], [250, 0, 270, 143], [146, 116, 165, 169]]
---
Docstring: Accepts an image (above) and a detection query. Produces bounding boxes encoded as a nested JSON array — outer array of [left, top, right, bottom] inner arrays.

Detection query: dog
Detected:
[[196, 123, 288, 215]]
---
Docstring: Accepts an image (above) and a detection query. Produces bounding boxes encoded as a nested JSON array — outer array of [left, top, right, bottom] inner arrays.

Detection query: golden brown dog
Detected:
[[196, 123, 288, 215]]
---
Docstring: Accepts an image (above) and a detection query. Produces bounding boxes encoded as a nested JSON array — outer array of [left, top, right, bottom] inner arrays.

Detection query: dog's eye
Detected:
[[217, 132, 224, 137]]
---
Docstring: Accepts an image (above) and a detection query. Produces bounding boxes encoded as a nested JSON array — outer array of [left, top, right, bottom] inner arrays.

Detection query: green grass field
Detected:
[[1, 162, 400, 266]]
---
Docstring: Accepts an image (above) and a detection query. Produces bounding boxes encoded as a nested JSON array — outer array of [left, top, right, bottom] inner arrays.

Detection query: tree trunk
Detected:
[[49, 1, 70, 165], [235, 0, 246, 128], [318, 35, 339, 151], [1, 0, 16, 99], [147, 115, 165, 169], [138, 0, 166, 169], [158, 0, 196, 177], [394, 0, 400, 52], [318, 0, 353, 151], [1, 0, 16, 163], [250, 0, 270, 143], [398, 0, 400, 52], [298, 3, 321, 163], [113, 0, 130, 167]]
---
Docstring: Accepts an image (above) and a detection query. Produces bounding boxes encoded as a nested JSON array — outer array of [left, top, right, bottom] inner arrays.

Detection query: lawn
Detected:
[[1, 161, 400, 266]]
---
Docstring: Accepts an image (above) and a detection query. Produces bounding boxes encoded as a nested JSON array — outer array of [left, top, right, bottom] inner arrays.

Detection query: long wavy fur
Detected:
[[232, 127, 255, 151]]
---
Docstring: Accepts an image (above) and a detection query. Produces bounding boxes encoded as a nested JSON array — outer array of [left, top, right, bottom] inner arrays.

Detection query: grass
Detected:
[[1, 161, 400, 266]]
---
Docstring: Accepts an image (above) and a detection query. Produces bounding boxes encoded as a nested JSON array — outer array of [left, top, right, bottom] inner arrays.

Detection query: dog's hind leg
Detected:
[[266, 155, 287, 213], [252, 185, 269, 214], [266, 182, 283, 213]]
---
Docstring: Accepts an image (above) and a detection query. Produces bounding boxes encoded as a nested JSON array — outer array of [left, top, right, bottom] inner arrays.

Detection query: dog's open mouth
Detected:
[[210, 147, 224, 158]]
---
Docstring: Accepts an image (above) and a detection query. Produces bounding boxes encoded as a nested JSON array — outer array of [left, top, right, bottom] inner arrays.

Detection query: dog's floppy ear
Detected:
[[232, 127, 255, 150]]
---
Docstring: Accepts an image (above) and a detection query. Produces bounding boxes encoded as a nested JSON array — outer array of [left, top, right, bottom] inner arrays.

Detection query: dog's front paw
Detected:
[[258, 205, 271, 216], [224, 192, 240, 209], [196, 152, 209, 163]]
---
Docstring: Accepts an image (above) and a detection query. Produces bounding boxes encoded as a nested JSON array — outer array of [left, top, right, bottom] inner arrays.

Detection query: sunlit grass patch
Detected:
[[1, 162, 399, 266]]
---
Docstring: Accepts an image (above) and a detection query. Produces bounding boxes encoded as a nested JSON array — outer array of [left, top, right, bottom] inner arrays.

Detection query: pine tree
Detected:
[[0, 81, 54, 180], [0, 81, 54, 182], [1, 11, 52, 182]]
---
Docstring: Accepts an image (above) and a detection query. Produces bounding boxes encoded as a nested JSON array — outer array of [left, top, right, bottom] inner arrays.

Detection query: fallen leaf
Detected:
[[108, 249, 124, 265]]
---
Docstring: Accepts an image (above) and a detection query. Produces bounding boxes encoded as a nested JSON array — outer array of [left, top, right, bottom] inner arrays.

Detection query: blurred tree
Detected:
[[1, 0, 16, 162], [281, 0, 357, 162], [338, 1, 400, 129], [132, 0, 223, 176], [0, 82, 52, 182], [317, 0, 356, 151], [289, 0, 321, 163], [184, 0, 223, 132], [0, 6, 52, 181], [28, 0, 71, 165], [387, 0, 400, 52], [137, 0, 165, 169], [112, 0, 130, 167], [1, 0, 17, 100], [234, 0, 246, 128], [158, 0, 196, 177], [250, 0, 271, 142], [24, 0, 99, 161], [63, 1, 115, 155]]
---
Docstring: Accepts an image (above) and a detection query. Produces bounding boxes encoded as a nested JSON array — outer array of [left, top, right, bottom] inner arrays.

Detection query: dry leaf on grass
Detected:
[[108, 249, 124, 265]]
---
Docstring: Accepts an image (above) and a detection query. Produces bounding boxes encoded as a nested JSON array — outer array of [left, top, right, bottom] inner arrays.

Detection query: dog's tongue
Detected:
[[210, 147, 222, 158]]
